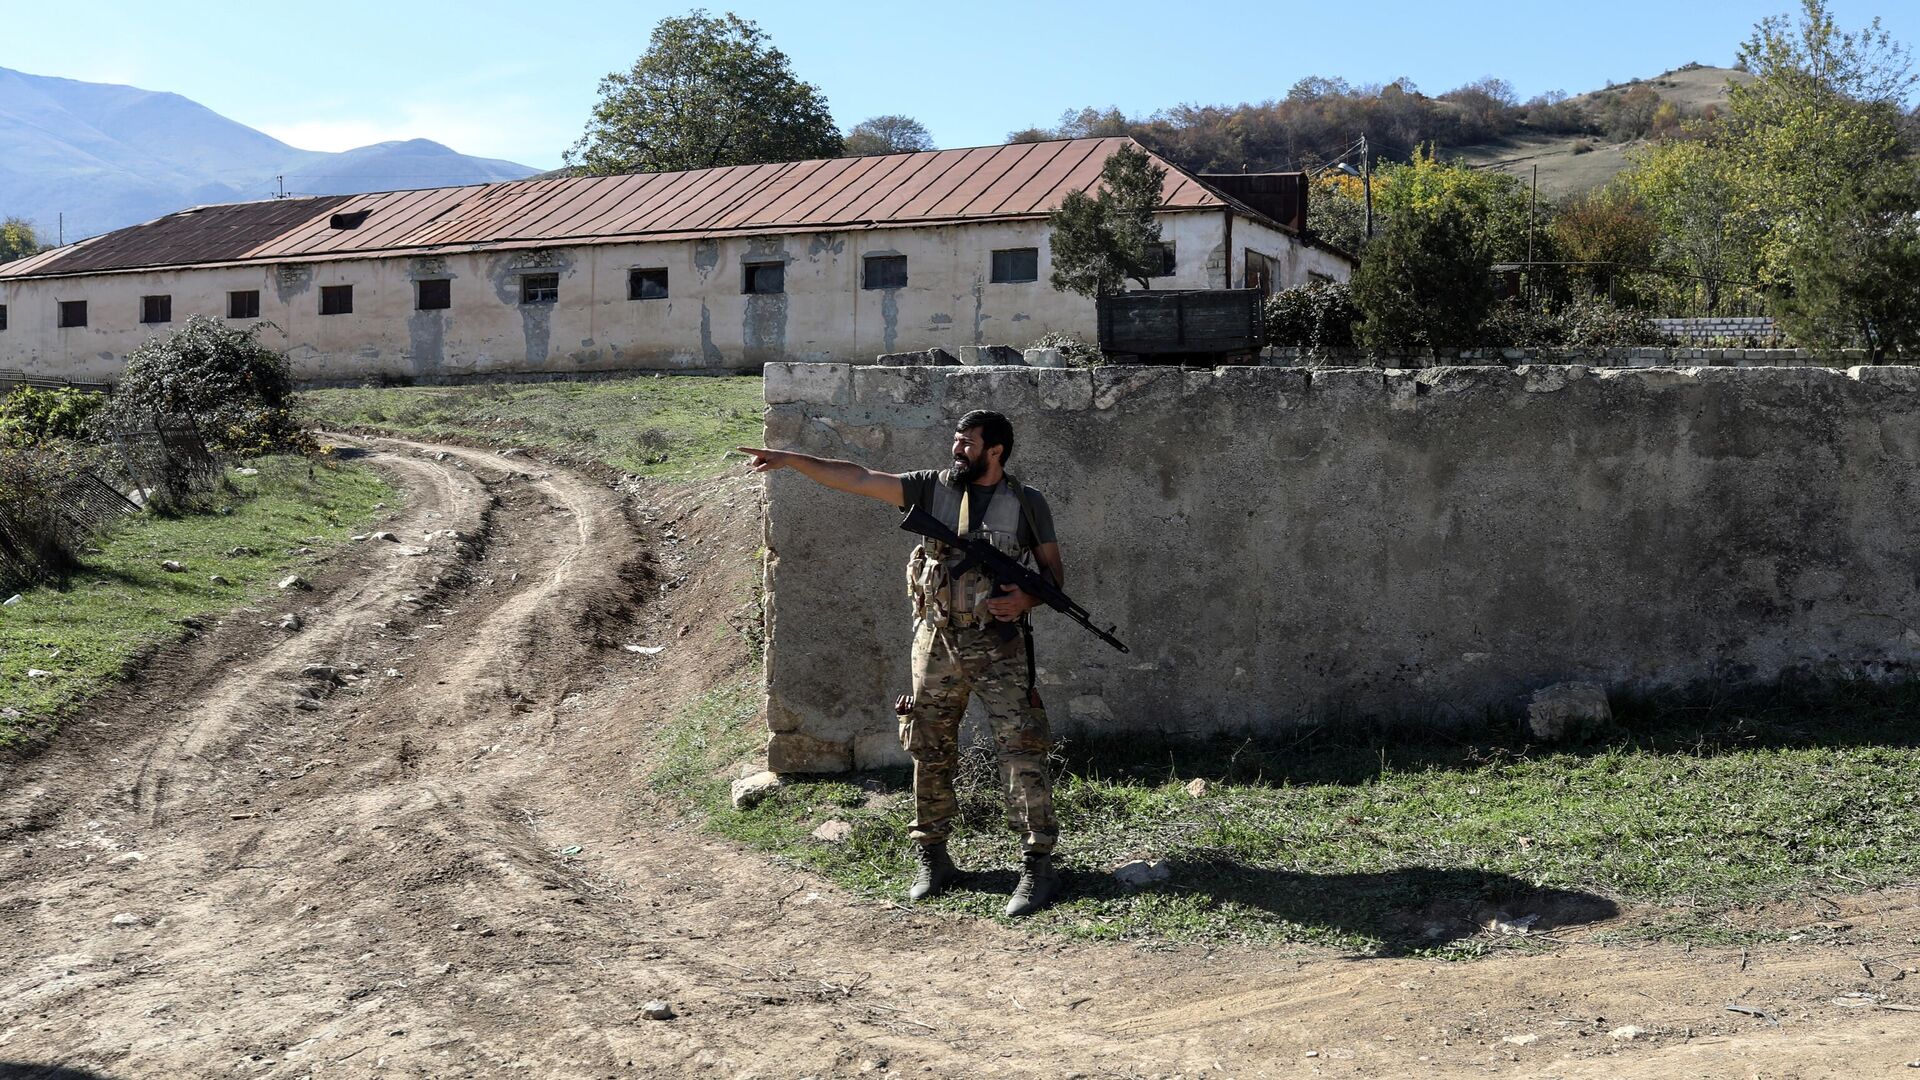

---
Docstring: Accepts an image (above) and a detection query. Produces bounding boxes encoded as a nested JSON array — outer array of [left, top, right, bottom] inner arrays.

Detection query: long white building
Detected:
[[0, 138, 1350, 383]]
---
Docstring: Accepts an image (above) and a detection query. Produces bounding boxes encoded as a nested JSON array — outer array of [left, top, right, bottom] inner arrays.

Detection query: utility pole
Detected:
[[1527, 163, 1538, 299], [57, 212, 63, 247], [1361, 134, 1373, 240], [272, 176, 288, 199]]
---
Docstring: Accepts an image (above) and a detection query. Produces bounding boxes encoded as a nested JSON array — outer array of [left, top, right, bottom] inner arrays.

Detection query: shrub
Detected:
[[1352, 204, 1496, 350], [0, 387, 106, 447], [1479, 300, 1566, 348], [97, 316, 304, 454], [1480, 295, 1668, 349], [1026, 331, 1108, 368], [1264, 281, 1358, 348]]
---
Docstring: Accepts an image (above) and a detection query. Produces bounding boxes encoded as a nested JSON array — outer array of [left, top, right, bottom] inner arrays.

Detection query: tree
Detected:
[[1722, 0, 1920, 342], [0, 217, 39, 263], [1351, 203, 1495, 349], [565, 10, 841, 174], [98, 316, 302, 454], [843, 115, 934, 156], [1046, 144, 1167, 299], [1622, 137, 1761, 314], [1773, 166, 1920, 357], [1551, 183, 1659, 301]]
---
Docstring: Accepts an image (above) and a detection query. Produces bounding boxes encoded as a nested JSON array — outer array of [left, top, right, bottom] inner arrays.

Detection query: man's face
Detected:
[[950, 426, 996, 484]]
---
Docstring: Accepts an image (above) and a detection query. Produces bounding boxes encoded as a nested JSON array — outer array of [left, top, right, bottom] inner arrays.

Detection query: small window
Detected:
[[228, 290, 261, 319], [140, 294, 172, 324], [743, 262, 784, 295], [1309, 270, 1335, 285], [1148, 243, 1176, 278], [990, 248, 1038, 283], [628, 267, 668, 301], [520, 273, 559, 304], [319, 285, 353, 315], [417, 279, 451, 310], [0, 304, 8, 332], [863, 254, 907, 290], [58, 300, 87, 328]]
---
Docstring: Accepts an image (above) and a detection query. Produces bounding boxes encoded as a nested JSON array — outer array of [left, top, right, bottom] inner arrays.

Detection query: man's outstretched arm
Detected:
[[737, 447, 906, 506]]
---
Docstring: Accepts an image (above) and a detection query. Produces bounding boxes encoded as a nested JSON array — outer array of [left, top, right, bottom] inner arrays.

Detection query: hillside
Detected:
[[1449, 65, 1752, 197], [0, 67, 537, 240]]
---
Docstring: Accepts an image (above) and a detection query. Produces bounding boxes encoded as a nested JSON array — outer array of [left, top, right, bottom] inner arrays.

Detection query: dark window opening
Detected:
[[320, 285, 354, 315], [1309, 270, 1335, 284], [329, 210, 371, 230], [1244, 249, 1275, 297], [990, 248, 1038, 283], [628, 267, 669, 301], [863, 254, 907, 290], [140, 294, 172, 324], [417, 278, 451, 310], [228, 290, 261, 319], [1148, 243, 1176, 278], [0, 304, 8, 332], [743, 261, 784, 295], [520, 273, 559, 304], [58, 300, 87, 328]]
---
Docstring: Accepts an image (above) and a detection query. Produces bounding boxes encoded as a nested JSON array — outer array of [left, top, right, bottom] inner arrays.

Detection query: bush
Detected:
[[1264, 281, 1358, 348], [1026, 331, 1108, 368], [0, 387, 106, 447], [1480, 296, 1668, 349], [1352, 204, 1495, 350], [1557, 295, 1667, 347], [97, 315, 305, 454]]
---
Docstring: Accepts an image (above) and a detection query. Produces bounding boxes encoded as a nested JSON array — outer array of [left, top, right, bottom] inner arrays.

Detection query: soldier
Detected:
[[738, 410, 1065, 916]]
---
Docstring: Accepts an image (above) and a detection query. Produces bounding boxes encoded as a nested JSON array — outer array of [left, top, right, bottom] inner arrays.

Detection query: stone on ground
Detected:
[[730, 771, 782, 810], [278, 575, 311, 591], [1113, 859, 1172, 887], [810, 820, 854, 843], [1527, 681, 1611, 741]]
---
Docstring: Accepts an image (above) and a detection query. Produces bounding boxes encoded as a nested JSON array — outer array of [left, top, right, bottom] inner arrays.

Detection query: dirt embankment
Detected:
[[1, 438, 1916, 1080]]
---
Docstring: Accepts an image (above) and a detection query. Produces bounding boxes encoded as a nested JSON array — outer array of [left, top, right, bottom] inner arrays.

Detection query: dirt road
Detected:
[[2, 438, 1915, 1079]]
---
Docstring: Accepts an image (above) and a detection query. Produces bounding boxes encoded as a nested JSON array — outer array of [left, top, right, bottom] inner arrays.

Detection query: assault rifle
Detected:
[[899, 503, 1129, 653]]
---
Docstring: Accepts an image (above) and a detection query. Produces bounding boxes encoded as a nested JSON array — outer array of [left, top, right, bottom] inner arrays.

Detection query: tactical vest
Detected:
[[906, 475, 1038, 629]]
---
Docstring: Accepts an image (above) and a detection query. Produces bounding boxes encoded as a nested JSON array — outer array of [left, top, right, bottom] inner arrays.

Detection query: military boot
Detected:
[[909, 840, 957, 901], [1004, 853, 1059, 917]]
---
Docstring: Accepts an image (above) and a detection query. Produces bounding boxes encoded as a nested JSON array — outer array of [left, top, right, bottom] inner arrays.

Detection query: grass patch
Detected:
[[300, 375, 764, 481], [653, 675, 1920, 955], [0, 456, 391, 745]]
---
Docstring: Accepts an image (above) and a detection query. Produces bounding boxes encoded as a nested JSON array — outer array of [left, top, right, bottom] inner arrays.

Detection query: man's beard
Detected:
[[943, 454, 986, 487]]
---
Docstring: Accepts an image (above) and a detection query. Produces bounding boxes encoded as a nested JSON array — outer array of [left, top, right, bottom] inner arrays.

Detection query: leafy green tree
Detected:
[[0, 217, 40, 263], [99, 316, 303, 454], [565, 10, 841, 174], [1773, 168, 1920, 357], [843, 115, 934, 156], [1622, 137, 1761, 314], [1552, 182, 1659, 301], [1046, 143, 1168, 298], [1351, 203, 1494, 349]]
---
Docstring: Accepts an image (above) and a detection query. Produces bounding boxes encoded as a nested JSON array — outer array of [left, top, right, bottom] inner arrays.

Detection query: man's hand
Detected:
[[986, 584, 1038, 622], [737, 446, 788, 473]]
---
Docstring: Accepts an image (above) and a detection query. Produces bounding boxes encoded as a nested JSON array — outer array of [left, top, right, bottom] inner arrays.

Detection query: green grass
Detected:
[[299, 375, 765, 481], [652, 675, 1920, 955], [0, 457, 391, 745]]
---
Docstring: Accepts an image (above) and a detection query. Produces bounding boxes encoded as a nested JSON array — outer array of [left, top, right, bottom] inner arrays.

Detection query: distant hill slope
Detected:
[[1449, 65, 1752, 197], [0, 67, 537, 240]]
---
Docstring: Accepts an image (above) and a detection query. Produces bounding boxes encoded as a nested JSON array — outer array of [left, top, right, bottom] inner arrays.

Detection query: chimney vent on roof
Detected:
[[329, 211, 371, 230]]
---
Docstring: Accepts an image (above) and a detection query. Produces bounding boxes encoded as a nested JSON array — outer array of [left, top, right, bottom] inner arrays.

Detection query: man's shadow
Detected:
[[0, 1065, 121, 1080], [954, 861, 1616, 955]]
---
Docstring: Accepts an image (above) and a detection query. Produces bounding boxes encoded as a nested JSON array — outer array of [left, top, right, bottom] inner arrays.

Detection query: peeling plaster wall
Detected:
[[0, 211, 1341, 382], [759, 362, 1920, 773]]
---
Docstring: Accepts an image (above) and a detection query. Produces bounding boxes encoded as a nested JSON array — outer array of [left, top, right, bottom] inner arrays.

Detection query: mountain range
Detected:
[[0, 67, 538, 241]]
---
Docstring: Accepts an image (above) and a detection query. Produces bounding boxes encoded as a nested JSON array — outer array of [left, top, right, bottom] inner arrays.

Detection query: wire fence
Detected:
[[0, 413, 221, 596]]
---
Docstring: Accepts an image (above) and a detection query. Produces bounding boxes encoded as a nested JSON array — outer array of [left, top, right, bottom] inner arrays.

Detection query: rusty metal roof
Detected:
[[0, 138, 1249, 280]]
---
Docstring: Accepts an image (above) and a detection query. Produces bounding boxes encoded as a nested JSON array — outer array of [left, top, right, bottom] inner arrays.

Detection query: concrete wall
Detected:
[[0, 211, 1341, 383], [759, 361, 1920, 773]]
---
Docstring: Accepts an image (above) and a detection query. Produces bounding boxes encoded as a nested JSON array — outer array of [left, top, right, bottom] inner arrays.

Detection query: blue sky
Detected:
[[8, 0, 1916, 170]]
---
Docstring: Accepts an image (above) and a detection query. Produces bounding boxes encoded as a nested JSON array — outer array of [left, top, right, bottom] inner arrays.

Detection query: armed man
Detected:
[[739, 410, 1068, 916]]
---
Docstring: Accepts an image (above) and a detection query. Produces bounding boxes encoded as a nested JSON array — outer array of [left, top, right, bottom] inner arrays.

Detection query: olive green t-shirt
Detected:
[[897, 470, 1058, 550]]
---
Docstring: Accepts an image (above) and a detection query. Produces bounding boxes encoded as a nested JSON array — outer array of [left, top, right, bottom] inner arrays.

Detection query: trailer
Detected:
[[1094, 289, 1265, 362]]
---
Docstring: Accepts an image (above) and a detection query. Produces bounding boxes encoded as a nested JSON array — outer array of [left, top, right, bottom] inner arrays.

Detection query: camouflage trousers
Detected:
[[900, 618, 1059, 855]]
